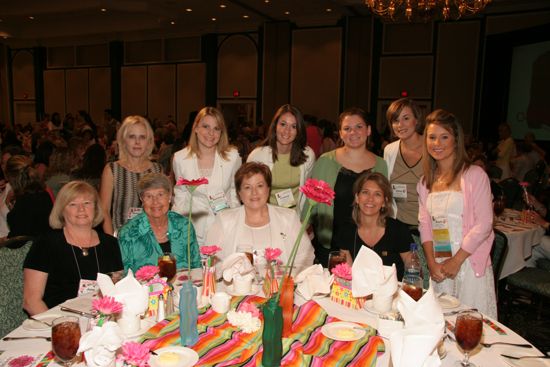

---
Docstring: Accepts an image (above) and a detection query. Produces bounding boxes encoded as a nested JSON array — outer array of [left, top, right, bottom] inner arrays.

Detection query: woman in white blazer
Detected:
[[172, 107, 242, 245], [206, 162, 314, 275], [247, 104, 315, 214]]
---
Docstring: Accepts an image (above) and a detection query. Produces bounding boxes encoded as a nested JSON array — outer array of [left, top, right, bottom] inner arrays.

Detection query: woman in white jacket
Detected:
[[172, 107, 242, 245], [247, 104, 315, 214]]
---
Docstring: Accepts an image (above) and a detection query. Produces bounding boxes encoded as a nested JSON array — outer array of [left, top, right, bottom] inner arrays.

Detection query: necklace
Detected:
[[65, 227, 95, 256]]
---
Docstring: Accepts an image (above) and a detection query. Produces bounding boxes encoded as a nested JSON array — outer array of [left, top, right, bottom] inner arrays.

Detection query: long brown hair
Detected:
[[187, 107, 232, 160], [352, 172, 393, 227], [421, 109, 470, 190], [386, 98, 425, 138], [263, 104, 307, 166]]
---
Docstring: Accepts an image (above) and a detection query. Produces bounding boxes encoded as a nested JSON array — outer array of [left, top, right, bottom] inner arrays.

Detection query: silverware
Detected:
[[3, 336, 51, 341], [481, 341, 532, 348], [501, 354, 550, 360], [29, 317, 52, 327], [444, 308, 478, 316], [60, 306, 95, 318]]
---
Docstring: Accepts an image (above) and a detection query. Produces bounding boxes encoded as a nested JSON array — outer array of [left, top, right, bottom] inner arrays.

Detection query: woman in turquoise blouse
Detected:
[[118, 173, 201, 273]]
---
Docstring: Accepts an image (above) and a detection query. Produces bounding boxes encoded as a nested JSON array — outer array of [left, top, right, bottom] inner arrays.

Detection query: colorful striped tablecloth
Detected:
[[140, 296, 385, 366]]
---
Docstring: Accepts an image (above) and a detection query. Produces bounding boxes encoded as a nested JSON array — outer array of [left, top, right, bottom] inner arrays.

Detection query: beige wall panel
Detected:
[[147, 64, 176, 122], [383, 23, 433, 54], [262, 22, 291, 123], [12, 50, 35, 100], [218, 35, 257, 98], [291, 28, 341, 121], [177, 63, 206, 130], [89, 68, 111, 124], [121, 66, 147, 118], [378, 56, 433, 99], [434, 21, 480, 134], [486, 12, 550, 35], [66, 69, 89, 115], [44, 70, 66, 116]]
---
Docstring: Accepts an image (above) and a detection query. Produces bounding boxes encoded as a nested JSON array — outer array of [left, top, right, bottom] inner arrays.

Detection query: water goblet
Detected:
[[51, 316, 81, 366], [454, 310, 483, 367], [493, 195, 505, 218], [158, 252, 176, 283]]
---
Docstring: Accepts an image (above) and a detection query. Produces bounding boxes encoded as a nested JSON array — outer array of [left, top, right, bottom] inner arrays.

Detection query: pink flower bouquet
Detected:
[[92, 296, 123, 326], [331, 263, 352, 281], [135, 265, 159, 282], [116, 341, 151, 367], [263, 248, 282, 297]]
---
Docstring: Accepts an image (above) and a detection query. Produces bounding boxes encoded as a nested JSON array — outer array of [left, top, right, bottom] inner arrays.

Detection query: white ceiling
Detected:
[[0, 0, 548, 46]]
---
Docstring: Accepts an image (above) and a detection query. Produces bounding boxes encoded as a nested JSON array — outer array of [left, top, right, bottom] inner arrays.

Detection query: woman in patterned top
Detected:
[[99, 116, 162, 235]]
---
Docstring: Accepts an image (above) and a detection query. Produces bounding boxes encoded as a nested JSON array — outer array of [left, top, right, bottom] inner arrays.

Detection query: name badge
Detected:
[[78, 279, 98, 297], [392, 183, 407, 201], [275, 188, 296, 208], [127, 207, 143, 220], [209, 191, 229, 213], [432, 215, 452, 259]]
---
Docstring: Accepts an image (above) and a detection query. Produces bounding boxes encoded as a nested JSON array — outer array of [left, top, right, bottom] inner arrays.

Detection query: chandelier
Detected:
[[365, 0, 492, 22]]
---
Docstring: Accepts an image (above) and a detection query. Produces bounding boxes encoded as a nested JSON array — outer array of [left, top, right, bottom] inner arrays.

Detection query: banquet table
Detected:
[[1, 277, 548, 367], [494, 209, 546, 279]]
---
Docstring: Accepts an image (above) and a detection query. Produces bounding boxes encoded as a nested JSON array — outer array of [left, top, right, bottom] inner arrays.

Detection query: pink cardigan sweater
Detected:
[[417, 165, 494, 277]]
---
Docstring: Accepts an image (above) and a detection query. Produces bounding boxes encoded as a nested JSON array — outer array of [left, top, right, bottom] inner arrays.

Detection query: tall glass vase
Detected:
[[278, 275, 294, 338], [202, 265, 216, 299], [261, 296, 283, 367], [179, 281, 198, 346]]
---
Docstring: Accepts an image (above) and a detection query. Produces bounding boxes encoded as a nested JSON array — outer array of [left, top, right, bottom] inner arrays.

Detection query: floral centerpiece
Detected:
[[92, 296, 123, 326], [227, 302, 262, 334], [200, 245, 221, 299], [116, 342, 151, 367], [135, 265, 159, 283], [330, 263, 366, 309], [176, 177, 208, 347], [263, 248, 282, 298]]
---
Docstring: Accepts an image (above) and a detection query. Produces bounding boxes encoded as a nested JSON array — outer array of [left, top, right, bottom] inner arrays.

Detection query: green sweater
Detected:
[[303, 150, 388, 249]]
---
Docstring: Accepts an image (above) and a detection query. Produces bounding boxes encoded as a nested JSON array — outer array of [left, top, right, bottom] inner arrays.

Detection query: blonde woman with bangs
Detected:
[[100, 115, 163, 234], [172, 107, 242, 245], [23, 181, 122, 315], [417, 109, 496, 318]]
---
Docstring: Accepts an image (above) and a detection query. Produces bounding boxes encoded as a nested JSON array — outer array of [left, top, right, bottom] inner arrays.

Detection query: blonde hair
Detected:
[[49, 180, 104, 229], [187, 107, 232, 160], [5, 155, 44, 195], [116, 115, 154, 161], [421, 109, 470, 190]]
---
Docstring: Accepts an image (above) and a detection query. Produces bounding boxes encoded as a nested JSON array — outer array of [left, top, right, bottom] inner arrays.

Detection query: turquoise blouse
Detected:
[[118, 211, 201, 273]]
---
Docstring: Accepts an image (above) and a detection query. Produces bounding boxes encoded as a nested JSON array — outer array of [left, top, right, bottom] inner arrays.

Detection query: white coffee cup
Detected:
[[233, 273, 254, 295], [118, 313, 140, 334], [372, 292, 393, 313], [211, 292, 231, 313]]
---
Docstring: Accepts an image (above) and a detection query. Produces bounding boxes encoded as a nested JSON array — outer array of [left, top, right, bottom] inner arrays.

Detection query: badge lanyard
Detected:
[[71, 244, 100, 296]]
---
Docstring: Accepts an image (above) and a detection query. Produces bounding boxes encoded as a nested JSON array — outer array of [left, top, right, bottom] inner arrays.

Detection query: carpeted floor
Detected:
[[498, 290, 550, 353]]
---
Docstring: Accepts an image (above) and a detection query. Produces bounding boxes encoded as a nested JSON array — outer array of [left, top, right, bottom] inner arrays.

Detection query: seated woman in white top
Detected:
[[205, 162, 315, 275]]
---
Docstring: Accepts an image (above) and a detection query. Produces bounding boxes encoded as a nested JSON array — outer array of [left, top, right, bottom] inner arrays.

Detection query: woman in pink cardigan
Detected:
[[417, 109, 496, 318]]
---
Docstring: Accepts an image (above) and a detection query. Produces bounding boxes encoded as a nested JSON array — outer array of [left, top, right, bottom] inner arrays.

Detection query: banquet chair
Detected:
[[491, 229, 508, 300], [506, 263, 550, 320], [537, 258, 550, 272], [0, 236, 34, 338]]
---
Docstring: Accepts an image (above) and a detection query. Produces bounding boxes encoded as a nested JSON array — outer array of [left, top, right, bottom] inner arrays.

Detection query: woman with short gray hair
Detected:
[[118, 173, 201, 273]]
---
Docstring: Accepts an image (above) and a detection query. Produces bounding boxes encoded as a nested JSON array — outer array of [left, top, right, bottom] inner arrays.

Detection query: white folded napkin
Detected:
[[351, 246, 398, 298], [389, 283, 445, 367], [295, 264, 333, 300], [220, 253, 255, 282], [78, 321, 124, 367], [97, 270, 149, 317]]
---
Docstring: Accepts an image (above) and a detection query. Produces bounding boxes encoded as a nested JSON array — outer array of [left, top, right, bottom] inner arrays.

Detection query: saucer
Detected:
[[321, 322, 366, 341], [22, 313, 62, 331], [122, 318, 156, 339], [150, 346, 199, 367], [437, 294, 460, 309], [225, 283, 260, 296]]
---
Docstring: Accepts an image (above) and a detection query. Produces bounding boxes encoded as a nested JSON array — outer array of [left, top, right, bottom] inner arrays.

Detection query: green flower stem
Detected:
[[186, 187, 196, 283], [283, 200, 315, 280]]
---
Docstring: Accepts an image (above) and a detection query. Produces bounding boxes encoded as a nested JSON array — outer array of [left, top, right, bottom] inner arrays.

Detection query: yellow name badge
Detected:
[[432, 228, 452, 258]]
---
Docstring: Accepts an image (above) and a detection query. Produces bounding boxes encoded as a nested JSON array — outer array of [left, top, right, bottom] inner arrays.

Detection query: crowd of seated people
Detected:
[[0, 102, 547, 321]]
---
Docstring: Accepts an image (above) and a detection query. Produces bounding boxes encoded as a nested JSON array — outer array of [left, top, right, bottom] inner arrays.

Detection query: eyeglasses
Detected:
[[141, 191, 169, 202]]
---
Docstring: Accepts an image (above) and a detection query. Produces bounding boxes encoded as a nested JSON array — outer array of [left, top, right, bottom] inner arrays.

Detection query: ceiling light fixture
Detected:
[[326, 8, 333, 12], [364, 0, 492, 22], [211, 17, 217, 21], [243, 14, 249, 18], [185, 8, 192, 12], [284, 11, 290, 15], [220, 4, 227, 8], [28, 16, 35, 20], [100, 8, 107, 12], [170, 21, 176, 25]]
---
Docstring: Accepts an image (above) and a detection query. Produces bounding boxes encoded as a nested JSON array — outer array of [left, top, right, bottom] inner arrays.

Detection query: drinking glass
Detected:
[[454, 310, 483, 367], [327, 250, 346, 272], [493, 195, 505, 218], [158, 252, 176, 283], [401, 274, 424, 301], [51, 316, 81, 366]]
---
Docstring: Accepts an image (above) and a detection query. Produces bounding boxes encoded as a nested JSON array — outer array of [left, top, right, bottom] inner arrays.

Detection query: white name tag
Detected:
[[78, 279, 98, 297], [392, 183, 407, 200], [127, 207, 143, 220], [209, 191, 229, 213], [275, 188, 296, 208]]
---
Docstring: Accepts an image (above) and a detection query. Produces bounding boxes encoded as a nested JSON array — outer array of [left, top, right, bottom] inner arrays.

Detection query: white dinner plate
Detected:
[[225, 283, 260, 297], [437, 294, 460, 309], [501, 353, 550, 367], [22, 313, 62, 331], [321, 321, 366, 341], [123, 317, 156, 339], [150, 346, 199, 367]]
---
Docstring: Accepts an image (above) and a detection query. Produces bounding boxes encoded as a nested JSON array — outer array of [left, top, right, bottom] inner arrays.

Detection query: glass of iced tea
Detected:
[[327, 250, 346, 272], [51, 316, 81, 366], [158, 252, 177, 283], [401, 275, 423, 301], [454, 310, 483, 367]]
